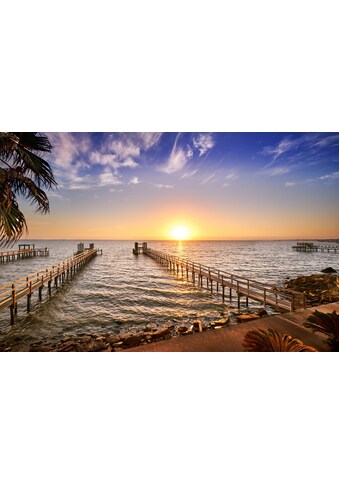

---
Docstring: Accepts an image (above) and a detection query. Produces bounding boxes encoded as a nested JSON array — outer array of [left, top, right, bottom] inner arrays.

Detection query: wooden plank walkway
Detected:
[[127, 302, 339, 352], [143, 247, 306, 312], [0, 247, 49, 263], [0, 247, 100, 324]]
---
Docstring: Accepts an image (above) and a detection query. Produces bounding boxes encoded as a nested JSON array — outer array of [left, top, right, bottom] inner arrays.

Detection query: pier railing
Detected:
[[145, 248, 306, 312], [0, 247, 99, 324]]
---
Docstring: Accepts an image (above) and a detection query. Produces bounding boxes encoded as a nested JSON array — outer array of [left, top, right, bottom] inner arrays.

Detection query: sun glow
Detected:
[[170, 225, 190, 240]]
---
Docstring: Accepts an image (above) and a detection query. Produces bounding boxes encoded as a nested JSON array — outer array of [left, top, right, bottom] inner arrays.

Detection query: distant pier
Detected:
[[0, 244, 49, 263], [134, 243, 306, 312], [292, 242, 338, 253], [0, 243, 102, 325]]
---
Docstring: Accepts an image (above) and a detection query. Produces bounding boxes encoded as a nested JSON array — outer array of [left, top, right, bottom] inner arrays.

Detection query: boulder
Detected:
[[122, 335, 144, 347], [321, 267, 337, 274], [151, 327, 170, 339]]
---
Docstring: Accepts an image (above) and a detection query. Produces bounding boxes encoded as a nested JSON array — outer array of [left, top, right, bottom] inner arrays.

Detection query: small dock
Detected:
[[0, 244, 102, 325], [0, 244, 50, 263], [133, 242, 148, 255], [134, 243, 306, 312], [292, 242, 338, 253]]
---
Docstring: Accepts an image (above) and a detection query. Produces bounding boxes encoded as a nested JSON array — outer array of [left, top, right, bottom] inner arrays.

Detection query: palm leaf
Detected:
[[303, 310, 339, 351], [243, 328, 317, 352], [0, 132, 56, 246]]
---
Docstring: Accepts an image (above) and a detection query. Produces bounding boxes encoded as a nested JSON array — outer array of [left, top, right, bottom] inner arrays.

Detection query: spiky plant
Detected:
[[303, 310, 339, 351], [0, 132, 56, 246], [243, 328, 317, 352]]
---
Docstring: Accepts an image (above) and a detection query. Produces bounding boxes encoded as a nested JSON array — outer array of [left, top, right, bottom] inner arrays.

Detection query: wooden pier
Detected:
[[292, 242, 338, 253], [0, 245, 101, 325], [0, 244, 50, 263], [137, 245, 306, 312]]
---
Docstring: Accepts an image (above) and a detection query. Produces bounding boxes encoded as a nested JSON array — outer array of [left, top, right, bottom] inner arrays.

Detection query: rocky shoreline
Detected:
[[1, 272, 337, 352], [285, 273, 338, 306], [0, 308, 269, 352]]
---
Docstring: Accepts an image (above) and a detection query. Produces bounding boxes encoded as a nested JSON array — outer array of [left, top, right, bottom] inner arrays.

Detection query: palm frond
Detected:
[[5, 168, 50, 213], [12, 132, 52, 153], [243, 328, 317, 352], [304, 310, 339, 351], [12, 145, 56, 188], [0, 183, 27, 246]]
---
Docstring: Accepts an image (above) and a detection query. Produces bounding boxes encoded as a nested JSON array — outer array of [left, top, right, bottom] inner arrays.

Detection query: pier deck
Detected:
[[139, 246, 306, 312], [0, 246, 101, 324], [292, 242, 338, 253], [0, 246, 49, 263]]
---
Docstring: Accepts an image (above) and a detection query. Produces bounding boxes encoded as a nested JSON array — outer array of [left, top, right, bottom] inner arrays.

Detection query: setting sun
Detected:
[[170, 225, 190, 240]]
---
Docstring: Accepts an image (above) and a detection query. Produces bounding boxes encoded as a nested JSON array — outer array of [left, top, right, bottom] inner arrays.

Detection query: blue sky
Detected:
[[23, 132, 339, 239]]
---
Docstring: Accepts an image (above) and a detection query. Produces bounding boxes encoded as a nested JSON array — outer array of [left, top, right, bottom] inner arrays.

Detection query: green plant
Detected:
[[303, 310, 339, 351], [243, 327, 317, 352], [0, 132, 56, 246]]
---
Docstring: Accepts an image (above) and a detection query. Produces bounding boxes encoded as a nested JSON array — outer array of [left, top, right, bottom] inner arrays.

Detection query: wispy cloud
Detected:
[[262, 166, 292, 176], [47, 132, 162, 191], [159, 133, 193, 174], [129, 176, 140, 185], [261, 133, 339, 171], [285, 181, 296, 187], [222, 171, 239, 187], [201, 173, 216, 184], [319, 171, 339, 181], [180, 169, 198, 179], [153, 184, 173, 189], [193, 133, 215, 156]]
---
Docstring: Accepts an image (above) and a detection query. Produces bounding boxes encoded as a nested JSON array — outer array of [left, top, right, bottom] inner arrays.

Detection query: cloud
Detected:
[[154, 184, 173, 189], [193, 133, 215, 156], [285, 181, 296, 187], [319, 171, 339, 181], [48, 132, 92, 169], [159, 133, 193, 174], [98, 169, 122, 186], [129, 176, 140, 185], [261, 133, 339, 170], [224, 171, 239, 181], [201, 173, 216, 184], [261, 166, 292, 176], [180, 169, 198, 179]]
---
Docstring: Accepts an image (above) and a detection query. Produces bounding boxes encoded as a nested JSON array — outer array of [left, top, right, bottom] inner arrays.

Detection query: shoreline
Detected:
[[0, 273, 338, 352]]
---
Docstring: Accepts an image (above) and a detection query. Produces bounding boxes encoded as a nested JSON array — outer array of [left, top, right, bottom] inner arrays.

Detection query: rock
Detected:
[[193, 320, 203, 332], [237, 314, 261, 323], [214, 326, 223, 330], [257, 308, 268, 317], [211, 317, 230, 327], [321, 267, 337, 274], [150, 327, 170, 339], [145, 323, 157, 331], [107, 336, 121, 344], [177, 326, 188, 334], [122, 335, 144, 347]]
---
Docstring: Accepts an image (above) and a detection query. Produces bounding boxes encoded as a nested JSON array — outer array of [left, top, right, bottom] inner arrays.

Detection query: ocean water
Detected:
[[0, 239, 338, 345]]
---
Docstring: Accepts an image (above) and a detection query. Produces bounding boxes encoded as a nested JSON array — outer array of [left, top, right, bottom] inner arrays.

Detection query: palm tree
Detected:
[[0, 132, 56, 246], [243, 327, 317, 352], [303, 310, 339, 351]]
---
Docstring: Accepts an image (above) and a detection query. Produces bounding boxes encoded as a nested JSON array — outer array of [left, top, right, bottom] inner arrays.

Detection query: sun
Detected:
[[170, 225, 190, 240]]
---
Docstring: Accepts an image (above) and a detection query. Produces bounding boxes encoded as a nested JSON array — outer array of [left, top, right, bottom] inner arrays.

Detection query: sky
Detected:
[[21, 132, 339, 240]]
